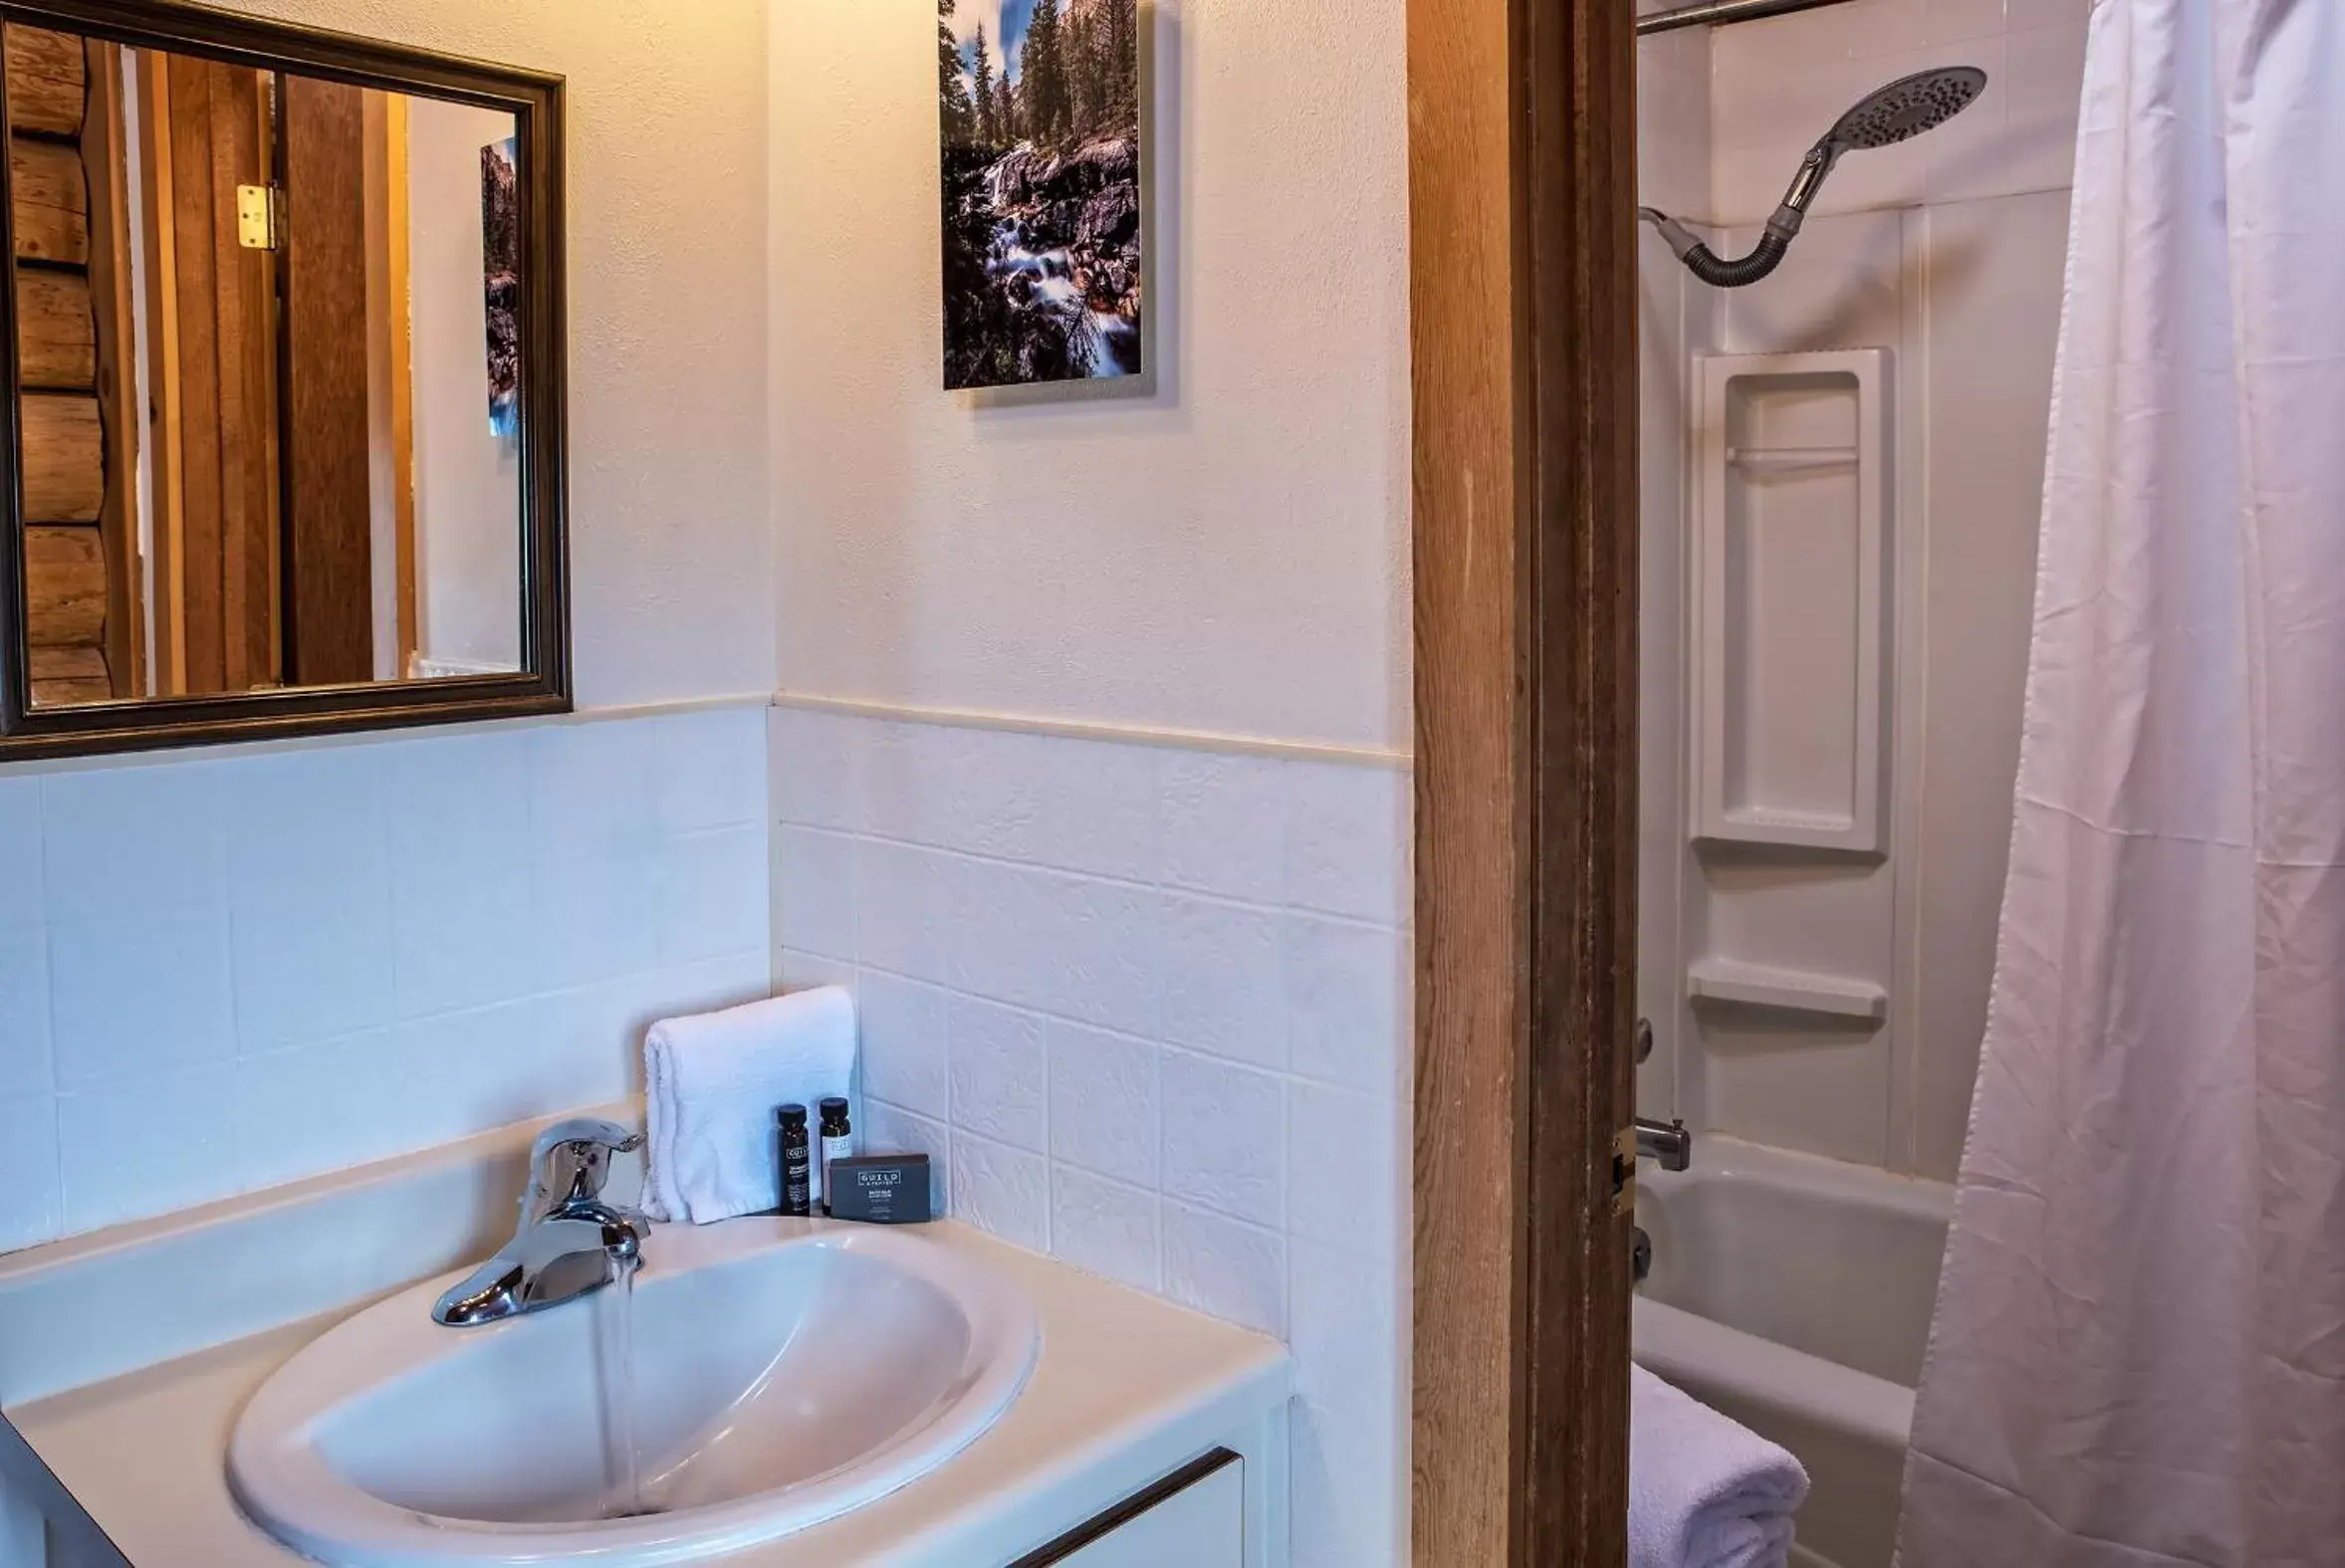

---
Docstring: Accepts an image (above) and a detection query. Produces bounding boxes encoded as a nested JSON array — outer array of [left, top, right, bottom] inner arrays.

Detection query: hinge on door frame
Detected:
[[236, 183, 285, 250]]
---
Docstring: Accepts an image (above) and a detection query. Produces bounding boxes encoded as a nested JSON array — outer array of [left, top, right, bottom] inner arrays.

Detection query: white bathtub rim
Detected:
[[1643, 1135, 1955, 1226], [1631, 1296, 1916, 1456]]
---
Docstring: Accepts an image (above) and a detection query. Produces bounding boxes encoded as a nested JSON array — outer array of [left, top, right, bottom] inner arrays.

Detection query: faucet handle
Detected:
[[525, 1117, 644, 1220]]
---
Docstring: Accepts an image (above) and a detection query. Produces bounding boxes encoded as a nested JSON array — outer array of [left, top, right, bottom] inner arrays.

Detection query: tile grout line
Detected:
[[836, 954, 1401, 1105], [34, 778, 61, 1246], [1152, 1023, 1168, 1293], [774, 814, 1407, 934], [1040, 990, 1055, 1258], [867, 1097, 1305, 1277]]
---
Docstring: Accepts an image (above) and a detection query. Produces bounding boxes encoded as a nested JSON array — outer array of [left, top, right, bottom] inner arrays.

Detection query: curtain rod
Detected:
[[1637, 0, 1854, 36]]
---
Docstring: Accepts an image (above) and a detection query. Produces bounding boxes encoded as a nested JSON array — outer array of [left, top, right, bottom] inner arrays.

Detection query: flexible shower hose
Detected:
[[1639, 207, 1795, 289]]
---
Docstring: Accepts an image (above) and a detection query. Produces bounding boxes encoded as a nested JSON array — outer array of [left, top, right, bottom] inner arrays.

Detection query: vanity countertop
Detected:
[[0, 1114, 1290, 1567]]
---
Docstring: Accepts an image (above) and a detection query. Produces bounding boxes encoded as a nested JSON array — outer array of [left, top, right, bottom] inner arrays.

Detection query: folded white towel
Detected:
[[643, 988, 857, 1225], [1630, 1365, 1809, 1568]]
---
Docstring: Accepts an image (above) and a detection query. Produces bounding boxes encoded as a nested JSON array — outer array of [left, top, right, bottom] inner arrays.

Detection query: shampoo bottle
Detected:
[[777, 1103, 812, 1217], [818, 1096, 853, 1215]]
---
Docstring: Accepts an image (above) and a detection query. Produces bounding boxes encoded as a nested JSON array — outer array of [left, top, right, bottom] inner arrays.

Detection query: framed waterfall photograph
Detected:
[[482, 135, 523, 440], [937, 0, 1143, 389]]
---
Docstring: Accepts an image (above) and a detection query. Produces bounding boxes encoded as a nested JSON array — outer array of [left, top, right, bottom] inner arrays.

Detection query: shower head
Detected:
[[1641, 63, 1989, 289], [1785, 66, 1989, 211], [1822, 67, 1989, 152]]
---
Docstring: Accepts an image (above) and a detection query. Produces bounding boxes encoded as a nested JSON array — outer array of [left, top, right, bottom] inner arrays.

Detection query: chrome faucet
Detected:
[[432, 1117, 646, 1328], [1635, 1116, 1693, 1173]]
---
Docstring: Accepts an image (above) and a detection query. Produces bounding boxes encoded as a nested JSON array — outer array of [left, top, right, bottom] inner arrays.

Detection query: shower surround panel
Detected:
[[1637, 0, 2088, 1181]]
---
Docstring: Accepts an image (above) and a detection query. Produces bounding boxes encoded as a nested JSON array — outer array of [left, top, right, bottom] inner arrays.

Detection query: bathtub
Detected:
[[1632, 1136, 1954, 1568]]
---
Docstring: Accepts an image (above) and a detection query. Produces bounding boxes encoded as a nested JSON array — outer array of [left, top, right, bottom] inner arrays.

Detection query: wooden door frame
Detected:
[[276, 69, 377, 686], [1409, 0, 1639, 1562]]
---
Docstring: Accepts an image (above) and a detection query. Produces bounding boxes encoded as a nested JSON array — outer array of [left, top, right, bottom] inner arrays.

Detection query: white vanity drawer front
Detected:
[[1012, 1449, 1245, 1568]]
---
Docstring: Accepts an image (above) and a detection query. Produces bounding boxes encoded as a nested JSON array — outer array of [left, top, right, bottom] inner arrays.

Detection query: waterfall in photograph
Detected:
[[937, 0, 1143, 389]]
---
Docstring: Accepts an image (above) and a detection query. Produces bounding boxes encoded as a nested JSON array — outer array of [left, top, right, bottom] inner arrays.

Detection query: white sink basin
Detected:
[[228, 1222, 1040, 1567]]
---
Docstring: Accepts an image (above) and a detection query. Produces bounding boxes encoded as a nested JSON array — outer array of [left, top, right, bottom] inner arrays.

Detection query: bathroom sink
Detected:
[[228, 1223, 1040, 1567]]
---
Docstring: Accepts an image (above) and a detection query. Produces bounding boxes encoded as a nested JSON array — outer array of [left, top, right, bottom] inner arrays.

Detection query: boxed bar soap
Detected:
[[825, 1153, 933, 1225]]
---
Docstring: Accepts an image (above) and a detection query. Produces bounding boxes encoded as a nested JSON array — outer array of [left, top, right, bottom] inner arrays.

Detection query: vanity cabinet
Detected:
[[1010, 1450, 1245, 1568]]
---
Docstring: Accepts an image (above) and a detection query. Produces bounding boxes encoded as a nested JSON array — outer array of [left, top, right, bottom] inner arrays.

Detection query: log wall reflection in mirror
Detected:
[[0, 0, 566, 760]]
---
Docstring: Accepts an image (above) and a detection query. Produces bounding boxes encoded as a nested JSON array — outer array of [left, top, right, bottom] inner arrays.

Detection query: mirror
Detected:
[[0, 1, 567, 759]]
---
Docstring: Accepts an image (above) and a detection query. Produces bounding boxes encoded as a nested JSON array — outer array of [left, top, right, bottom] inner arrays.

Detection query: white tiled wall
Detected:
[[0, 705, 773, 1248], [1636, 2, 2086, 1178], [769, 704, 1411, 1568]]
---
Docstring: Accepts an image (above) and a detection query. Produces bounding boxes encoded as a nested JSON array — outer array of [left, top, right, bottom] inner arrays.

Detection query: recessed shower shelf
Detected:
[[1687, 957, 1887, 1022], [1691, 348, 1892, 855], [1726, 445, 1860, 474]]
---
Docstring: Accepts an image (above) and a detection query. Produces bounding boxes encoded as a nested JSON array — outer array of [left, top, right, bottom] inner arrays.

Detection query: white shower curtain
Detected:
[[1898, 1, 2345, 1564]]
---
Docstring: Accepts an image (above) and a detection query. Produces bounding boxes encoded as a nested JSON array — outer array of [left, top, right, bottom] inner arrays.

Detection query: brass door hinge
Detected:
[[237, 183, 285, 250]]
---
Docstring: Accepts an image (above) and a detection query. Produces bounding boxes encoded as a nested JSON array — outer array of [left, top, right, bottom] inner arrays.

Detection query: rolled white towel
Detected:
[[643, 987, 857, 1225], [1630, 1364, 1809, 1568]]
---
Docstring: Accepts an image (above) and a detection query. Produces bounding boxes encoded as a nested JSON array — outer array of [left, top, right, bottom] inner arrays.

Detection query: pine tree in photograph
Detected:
[[1053, 0, 1139, 142], [1063, 9, 1100, 137], [937, 0, 974, 144], [1023, 0, 1069, 146], [1104, 0, 1138, 127], [971, 25, 999, 147]]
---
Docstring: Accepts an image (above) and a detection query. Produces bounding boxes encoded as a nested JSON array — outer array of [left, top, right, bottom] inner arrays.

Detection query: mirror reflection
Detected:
[[11, 25, 525, 708]]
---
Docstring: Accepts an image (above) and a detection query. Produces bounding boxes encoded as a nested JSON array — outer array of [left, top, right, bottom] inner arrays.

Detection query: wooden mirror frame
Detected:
[[0, 0, 568, 761]]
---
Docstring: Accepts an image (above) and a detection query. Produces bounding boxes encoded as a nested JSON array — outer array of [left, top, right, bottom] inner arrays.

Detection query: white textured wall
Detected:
[[231, 0, 775, 707], [406, 96, 524, 674], [768, 0, 1411, 752], [771, 704, 1410, 1567]]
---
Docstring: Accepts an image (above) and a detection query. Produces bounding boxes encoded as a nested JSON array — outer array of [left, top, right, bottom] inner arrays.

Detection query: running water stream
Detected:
[[977, 146, 1141, 378], [594, 1265, 649, 1519], [988, 230, 1138, 377]]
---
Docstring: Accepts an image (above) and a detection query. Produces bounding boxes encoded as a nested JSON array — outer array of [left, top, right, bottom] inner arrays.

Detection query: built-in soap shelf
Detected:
[[1686, 957, 1886, 1023], [1691, 348, 1892, 856], [1724, 445, 1860, 475]]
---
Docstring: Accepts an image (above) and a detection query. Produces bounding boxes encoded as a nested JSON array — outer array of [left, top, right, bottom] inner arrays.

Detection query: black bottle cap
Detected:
[[819, 1096, 849, 1116], [777, 1103, 808, 1127]]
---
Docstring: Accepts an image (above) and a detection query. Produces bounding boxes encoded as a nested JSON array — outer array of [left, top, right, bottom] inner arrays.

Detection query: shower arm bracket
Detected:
[[1639, 207, 1710, 263]]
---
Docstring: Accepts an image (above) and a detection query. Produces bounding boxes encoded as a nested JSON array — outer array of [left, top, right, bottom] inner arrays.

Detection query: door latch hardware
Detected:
[[1610, 1126, 1638, 1217]]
